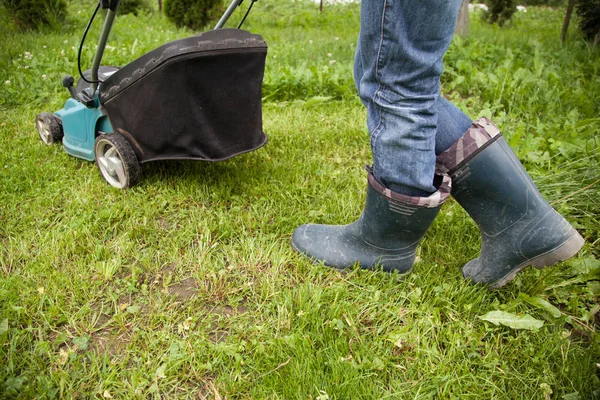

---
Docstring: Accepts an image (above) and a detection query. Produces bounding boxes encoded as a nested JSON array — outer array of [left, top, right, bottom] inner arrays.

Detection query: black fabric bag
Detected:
[[99, 29, 268, 163]]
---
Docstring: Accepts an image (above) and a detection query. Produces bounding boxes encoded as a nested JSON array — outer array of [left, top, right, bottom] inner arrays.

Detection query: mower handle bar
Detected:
[[214, 0, 245, 29], [89, 0, 120, 93]]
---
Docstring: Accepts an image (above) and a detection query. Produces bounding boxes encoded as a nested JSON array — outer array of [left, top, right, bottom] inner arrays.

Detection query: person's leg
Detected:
[[435, 97, 472, 155], [292, 0, 463, 271], [355, 0, 464, 196], [355, 51, 473, 158]]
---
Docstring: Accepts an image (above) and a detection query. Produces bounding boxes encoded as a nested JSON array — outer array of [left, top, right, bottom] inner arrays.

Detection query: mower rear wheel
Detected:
[[94, 134, 140, 189], [35, 112, 63, 145]]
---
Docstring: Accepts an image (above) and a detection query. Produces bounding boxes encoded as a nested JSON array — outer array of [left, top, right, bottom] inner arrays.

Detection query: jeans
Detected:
[[354, 0, 473, 196]]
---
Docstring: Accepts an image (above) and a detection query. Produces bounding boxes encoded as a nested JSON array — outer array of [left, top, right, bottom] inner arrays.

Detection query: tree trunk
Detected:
[[561, 0, 576, 42], [158, 0, 162, 12], [455, 0, 470, 37]]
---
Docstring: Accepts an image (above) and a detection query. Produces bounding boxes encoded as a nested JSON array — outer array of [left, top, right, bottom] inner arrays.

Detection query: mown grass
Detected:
[[1, 1, 599, 398]]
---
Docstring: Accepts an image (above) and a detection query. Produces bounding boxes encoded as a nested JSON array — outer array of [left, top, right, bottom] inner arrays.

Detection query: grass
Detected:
[[1, 1, 599, 398]]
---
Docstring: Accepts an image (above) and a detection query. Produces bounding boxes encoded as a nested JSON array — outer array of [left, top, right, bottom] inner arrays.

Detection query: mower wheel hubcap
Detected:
[[37, 119, 51, 144], [97, 141, 127, 188]]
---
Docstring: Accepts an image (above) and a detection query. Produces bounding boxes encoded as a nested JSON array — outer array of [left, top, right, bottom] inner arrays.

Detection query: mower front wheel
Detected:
[[35, 112, 63, 145], [94, 134, 140, 189]]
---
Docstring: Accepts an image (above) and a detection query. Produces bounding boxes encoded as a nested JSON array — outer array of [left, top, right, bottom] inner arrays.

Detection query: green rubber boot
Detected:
[[291, 170, 451, 273], [437, 118, 584, 289]]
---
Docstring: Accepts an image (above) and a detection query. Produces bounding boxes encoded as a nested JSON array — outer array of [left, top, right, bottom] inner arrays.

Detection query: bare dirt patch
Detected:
[[88, 314, 131, 357], [168, 277, 200, 301], [90, 329, 130, 357]]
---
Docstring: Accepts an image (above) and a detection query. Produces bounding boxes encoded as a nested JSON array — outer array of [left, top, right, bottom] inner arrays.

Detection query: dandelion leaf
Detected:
[[518, 293, 562, 318], [478, 310, 544, 330]]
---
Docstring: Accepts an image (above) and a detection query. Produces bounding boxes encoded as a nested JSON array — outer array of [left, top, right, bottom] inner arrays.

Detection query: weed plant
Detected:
[[0, 1, 599, 398]]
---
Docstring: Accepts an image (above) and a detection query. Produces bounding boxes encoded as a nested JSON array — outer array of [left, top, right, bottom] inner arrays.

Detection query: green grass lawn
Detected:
[[1, 1, 599, 398]]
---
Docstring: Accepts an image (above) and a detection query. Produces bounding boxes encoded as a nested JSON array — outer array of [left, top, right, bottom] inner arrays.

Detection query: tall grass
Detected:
[[0, 1, 599, 398]]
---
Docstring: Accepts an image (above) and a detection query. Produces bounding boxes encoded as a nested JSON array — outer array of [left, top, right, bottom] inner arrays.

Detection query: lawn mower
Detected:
[[35, 0, 267, 189]]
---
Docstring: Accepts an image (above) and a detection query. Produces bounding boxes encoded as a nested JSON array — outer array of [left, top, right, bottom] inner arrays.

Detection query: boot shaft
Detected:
[[361, 171, 450, 248], [451, 137, 539, 236], [438, 119, 558, 237]]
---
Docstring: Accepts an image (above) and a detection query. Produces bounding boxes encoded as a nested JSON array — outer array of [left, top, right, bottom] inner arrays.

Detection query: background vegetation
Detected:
[[0, 0, 599, 398], [1, 0, 67, 30], [484, 0, 518, 26], [575, 0, 600, 41], [118, 0, 154, 16], [164, 0, 223, 30]]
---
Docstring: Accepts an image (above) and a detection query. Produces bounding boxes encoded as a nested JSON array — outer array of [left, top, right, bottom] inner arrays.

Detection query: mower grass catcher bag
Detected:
[[99, 28, 268, 163]]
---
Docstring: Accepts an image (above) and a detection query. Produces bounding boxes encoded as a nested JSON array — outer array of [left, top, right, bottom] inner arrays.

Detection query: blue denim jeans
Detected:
[[354, 0, 473, 196]]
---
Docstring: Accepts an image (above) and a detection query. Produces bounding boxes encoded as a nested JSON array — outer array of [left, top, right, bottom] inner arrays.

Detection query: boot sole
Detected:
[[291, 238, 414, 274], [490, 229, 585, 289]]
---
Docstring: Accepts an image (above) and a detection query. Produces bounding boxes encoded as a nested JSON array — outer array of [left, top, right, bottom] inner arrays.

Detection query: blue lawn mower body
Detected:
[[36, 0, 266, 189], [55, 97, 111, 162]]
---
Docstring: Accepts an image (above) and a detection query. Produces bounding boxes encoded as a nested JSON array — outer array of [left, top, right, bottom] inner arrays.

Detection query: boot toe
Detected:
[[291, 224, 318, 254], [291, 224, 352, 268], [462, 258, 489, 283], [462, 258, 481, 281]]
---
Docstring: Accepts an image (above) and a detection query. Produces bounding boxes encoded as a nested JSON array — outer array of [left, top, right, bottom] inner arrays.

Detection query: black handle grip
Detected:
[[101, 0, 120, 11], [62, 75, 78, 100], [62, 75, 75, 88]]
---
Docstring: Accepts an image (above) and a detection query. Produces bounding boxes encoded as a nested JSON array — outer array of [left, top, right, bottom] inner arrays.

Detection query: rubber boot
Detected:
[[291, 169, 451, 273], [437, 118, 584, 289]]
